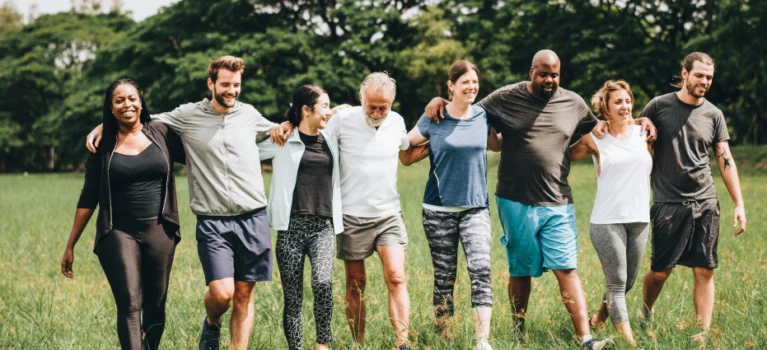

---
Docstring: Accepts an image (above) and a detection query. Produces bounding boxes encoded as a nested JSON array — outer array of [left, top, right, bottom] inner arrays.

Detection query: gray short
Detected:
[[196, 208, 272, 285], [336, 213, 408, 261]]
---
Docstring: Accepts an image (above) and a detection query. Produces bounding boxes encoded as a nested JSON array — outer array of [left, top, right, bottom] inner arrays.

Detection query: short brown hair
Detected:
[[447, 60, 479, 99], [591, 80, 634, 117], [672, 52, 714, 88], [208, 55, 245, 82]]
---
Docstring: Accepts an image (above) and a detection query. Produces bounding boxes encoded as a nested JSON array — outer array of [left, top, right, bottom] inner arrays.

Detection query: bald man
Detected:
[[424, 50, 654, 348]]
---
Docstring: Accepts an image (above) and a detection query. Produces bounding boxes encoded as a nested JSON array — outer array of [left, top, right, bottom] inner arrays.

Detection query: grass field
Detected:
[[1, 154, 766, 349]]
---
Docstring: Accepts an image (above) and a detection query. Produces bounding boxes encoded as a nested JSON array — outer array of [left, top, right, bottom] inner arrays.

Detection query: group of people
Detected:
[[60, 49, 746, 350]]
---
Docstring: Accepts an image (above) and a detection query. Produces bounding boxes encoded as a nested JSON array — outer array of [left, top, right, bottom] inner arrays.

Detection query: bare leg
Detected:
[[641, 268, 672, 315], [472, 306, 492, 343], [508, 275, 531, 332], [344, 260, 367, 344], [613, 322, 636, 346], [205, 278, 235, 326], [692, 267, 715, 330], [230, 281, 256, 350], [378, 245, 410, 347], [552, 269, 589, 339]]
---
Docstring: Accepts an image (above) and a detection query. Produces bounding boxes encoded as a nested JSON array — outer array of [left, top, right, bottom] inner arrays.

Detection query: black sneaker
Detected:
[[198, 316, 221, 350], [582, 337, 614, 349], [398, 345, 412, 350]]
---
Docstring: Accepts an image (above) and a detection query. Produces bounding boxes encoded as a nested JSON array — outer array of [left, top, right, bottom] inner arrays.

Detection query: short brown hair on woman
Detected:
[[591, 80, 634, 117], [208, 55, 245, 82], [447, 60, 479, 99]]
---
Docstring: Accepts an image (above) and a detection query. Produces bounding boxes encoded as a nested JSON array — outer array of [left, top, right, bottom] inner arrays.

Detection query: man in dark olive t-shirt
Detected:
[[640, 52, 746, 335]]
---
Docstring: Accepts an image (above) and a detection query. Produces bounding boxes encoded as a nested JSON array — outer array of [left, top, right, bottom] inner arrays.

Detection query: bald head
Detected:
[[531, 49, 560, 69], [528, 49, 561, 99]]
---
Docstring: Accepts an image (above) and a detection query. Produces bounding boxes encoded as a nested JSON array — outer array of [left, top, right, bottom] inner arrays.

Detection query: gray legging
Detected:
[[589, 222, 650, 324]]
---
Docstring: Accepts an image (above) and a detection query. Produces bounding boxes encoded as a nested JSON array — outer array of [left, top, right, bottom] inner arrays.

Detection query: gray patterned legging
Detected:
[[422, 207, 493, 318], [276, 215, 335, 350]]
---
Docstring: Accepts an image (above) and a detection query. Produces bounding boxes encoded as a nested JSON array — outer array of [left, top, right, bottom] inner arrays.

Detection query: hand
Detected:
[[733, 205, 746, 235], [635, 117, 657, 142], [592, 120, 609, 138], [330, 104, 352, 116], [424, 97, 448, 123], [86, 124, 104, 153], [270, 121, 294, 146], [61, 247, 75, 278]]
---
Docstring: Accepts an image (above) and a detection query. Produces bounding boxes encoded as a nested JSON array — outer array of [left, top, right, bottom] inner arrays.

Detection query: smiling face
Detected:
[[683, 61, 714, 99], [448, 69, 479, 104], [303, 93, 332, 129], [361, 88, 393, 127], [603, 88, 633, 126], [208, 69, 241, 109], [529, 61, 560, 99], [111, 84, 143, 127]]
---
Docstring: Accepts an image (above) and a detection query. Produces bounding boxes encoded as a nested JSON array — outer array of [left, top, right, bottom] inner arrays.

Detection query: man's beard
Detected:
[[686, 78, 709, 99], [214, 87, 238, 107], [539, 84, 557, 99], [366, 113, 387, 127]]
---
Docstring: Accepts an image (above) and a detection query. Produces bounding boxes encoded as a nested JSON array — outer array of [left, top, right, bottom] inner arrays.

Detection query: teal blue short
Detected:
[[496, 196, 578, 277]]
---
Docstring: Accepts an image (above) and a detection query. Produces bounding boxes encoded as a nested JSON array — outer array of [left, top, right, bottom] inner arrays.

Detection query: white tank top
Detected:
[[590, 125, 652, 224]]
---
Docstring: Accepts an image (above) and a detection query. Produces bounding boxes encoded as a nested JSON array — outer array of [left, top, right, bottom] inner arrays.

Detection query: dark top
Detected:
[[110, 143, 166, 220], [639, 92, 730, 202], [476, 82, 597, 206], [291, 132, 334, 217], [77, 121, 186, 252]]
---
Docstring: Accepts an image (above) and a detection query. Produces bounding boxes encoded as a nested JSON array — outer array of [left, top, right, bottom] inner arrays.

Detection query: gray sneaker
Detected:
[[198, 316, 221, 350], [582, 338, 615, 350]]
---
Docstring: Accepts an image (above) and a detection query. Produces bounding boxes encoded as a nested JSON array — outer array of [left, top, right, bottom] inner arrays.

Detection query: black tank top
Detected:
[[291, 132, 333, 217], [109, 143, 166, 220]]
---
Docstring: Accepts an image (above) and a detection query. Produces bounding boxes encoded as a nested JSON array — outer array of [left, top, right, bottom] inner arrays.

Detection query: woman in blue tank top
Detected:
[[401, 61, 501, 350]]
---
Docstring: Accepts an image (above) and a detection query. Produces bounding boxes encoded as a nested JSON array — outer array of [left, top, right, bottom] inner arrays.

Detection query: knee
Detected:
[[116, 294, 142, 315], [207, 286, 234, 308], [346, 274, 367, 297], [312, 276, 333, 292], [648, 269, 672, 283], [233, 286, 255, 305], [692, 267, 714, 280], [385, 269, 407, 291]]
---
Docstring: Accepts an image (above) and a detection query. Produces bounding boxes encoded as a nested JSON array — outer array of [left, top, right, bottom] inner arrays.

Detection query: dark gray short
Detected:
[[650, 198, 720, 272], [196, 208, 272, 285]]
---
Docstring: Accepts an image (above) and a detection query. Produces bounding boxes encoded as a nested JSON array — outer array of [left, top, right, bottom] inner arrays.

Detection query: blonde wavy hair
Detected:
[[591, 80, 634, 118]]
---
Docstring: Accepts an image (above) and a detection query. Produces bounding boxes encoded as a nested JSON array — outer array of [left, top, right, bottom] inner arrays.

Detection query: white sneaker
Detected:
[[475, 341, 493, 350]]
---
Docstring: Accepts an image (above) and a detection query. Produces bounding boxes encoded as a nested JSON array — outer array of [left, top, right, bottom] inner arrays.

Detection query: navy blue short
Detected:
[[196, 208, 272, 285]]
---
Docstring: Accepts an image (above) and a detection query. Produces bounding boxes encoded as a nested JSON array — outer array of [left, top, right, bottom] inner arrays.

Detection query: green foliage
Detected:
[[2, 0, 767, 171]]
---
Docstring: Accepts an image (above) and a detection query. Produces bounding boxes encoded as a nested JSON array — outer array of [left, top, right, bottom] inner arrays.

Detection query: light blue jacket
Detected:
[[258, 129, 343, 234]]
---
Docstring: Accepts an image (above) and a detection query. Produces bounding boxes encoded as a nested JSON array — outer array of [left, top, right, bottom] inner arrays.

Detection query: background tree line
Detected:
[[0, 0, 764, 171]]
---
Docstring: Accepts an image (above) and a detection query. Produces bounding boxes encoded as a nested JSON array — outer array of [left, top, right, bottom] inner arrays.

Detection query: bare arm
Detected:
[[487, 127, 502, 152], [61, 208, 95, 278], [399, 143, 429, 166], [715, 141, 746, 235], [569, 133, 598, 162], [424, 97, 450, 122]]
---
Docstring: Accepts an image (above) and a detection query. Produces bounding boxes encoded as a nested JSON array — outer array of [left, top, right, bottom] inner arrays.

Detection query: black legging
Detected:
[[96, 217, 176, 350]]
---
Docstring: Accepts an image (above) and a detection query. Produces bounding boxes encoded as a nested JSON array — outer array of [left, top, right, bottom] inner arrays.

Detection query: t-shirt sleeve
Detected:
[[151, 105, 187, 135], [712, 110, 730, 144], [639, 97, 658, 123], [574, 96, 598, 135], [398, 118, 409, 150], [325, 111, 342, 136], [476, 89, 505, 133], [415, 114, 432, 138]]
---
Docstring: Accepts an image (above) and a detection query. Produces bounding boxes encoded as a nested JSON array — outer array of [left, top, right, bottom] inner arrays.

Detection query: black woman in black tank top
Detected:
[[61, 80, 186, 350]]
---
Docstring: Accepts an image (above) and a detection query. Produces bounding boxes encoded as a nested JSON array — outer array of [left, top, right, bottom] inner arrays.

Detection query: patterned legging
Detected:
[[276, 215, 335, 350], [422, 207, 493, 318]]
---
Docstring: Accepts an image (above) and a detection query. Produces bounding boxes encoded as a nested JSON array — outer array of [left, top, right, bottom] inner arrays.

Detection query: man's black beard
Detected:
[[539, 85, 557, 99]]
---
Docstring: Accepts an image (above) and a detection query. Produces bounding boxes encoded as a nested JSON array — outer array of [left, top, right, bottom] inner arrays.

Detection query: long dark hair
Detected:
[[100, 79, 151, 152], [286, 84, 326, 127]]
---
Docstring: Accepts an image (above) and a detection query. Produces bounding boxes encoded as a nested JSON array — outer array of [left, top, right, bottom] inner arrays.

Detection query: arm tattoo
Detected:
[[716, 145, 732, 170]]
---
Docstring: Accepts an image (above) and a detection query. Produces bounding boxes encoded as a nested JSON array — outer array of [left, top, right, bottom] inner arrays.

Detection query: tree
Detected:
[[0, 1, 22, 35]]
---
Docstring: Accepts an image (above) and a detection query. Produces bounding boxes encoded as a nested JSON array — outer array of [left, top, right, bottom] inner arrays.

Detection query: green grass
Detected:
[[1, 154, 766, 349]]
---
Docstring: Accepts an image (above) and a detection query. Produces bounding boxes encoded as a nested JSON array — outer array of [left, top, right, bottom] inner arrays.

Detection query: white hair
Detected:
[[359, 72, 396, 104]]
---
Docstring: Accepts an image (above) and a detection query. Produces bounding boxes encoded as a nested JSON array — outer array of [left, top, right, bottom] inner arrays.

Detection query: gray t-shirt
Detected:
[[639, 92, 730, 202], [477, 82, 597, 206]]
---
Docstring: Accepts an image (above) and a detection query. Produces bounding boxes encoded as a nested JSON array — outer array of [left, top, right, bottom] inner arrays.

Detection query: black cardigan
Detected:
[[77, 121, 186, 252]]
